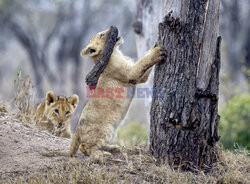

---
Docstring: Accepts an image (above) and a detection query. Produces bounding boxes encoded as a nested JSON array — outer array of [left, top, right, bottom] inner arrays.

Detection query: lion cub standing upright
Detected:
[[34, 91, 79, 138], [45, 28, 167, 157]]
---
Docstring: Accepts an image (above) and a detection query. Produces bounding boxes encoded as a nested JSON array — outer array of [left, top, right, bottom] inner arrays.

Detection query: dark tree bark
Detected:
[[150, 0, 221, 171]]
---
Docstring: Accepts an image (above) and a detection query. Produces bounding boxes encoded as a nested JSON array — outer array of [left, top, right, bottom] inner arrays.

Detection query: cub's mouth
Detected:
[[89, 48, 96, 54]]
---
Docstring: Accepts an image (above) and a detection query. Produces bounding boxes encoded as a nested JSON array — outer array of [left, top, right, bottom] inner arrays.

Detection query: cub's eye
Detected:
[[100, 33, 105, 38], [54, 109, 59, 114], [65, 111, 70, 116]]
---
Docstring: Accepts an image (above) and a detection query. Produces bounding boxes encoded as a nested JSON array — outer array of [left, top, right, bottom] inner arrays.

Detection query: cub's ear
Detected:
[[46, 91, 57, 106], [81, 47, 89, 57], [153, 42, 158, 48], [68, 94, 79, 108], [81, 46, 100, 58]]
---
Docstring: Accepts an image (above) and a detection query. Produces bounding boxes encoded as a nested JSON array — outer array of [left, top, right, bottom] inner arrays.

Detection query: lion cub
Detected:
[[45, 28, 166, 157], [34, 91, 79, 138]]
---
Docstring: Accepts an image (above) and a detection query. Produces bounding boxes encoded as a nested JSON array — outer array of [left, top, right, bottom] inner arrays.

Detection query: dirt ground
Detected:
[[0, 114, 85, 181]]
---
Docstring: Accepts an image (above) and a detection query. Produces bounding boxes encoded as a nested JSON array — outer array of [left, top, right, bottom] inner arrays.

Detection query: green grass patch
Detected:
[[117, 121, 148, 146]]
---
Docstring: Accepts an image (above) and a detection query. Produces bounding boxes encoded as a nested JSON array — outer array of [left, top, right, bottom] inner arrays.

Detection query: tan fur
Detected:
[[34, 91, 79, 138], [44, 28, 166, 157]]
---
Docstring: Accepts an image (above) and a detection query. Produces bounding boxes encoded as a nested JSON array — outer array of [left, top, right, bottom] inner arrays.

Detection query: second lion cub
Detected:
[[34, 91, 79, 138]]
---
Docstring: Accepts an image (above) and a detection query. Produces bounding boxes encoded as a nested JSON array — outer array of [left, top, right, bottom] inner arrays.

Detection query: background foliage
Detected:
[[219, 93, 250, 150]]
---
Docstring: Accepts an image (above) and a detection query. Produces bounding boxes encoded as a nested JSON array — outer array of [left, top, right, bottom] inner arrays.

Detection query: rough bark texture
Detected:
[[85, 26, 118, 87], [150, 0, 221, 171]]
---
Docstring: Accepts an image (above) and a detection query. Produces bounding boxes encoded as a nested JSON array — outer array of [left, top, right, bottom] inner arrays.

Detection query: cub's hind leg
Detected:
[[78, 125, 114, 157]]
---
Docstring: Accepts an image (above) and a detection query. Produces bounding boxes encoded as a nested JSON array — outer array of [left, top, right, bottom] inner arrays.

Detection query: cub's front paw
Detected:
[[151, 46, 167, 64], [52, 127, 65, 137]]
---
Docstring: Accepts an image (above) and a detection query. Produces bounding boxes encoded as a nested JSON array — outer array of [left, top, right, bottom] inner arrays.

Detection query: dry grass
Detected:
[[0, 103, 8, 116], [13, 71, 36, 127], [3, 146, 249, 184]]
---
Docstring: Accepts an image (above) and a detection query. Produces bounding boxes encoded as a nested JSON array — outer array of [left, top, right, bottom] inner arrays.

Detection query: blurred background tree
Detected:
[[220, 0, 250, 101], [0, 0, 249, 150]]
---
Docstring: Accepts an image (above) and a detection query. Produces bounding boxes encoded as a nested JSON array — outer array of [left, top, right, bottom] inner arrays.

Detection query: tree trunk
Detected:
[[150, 0, 221, 171]]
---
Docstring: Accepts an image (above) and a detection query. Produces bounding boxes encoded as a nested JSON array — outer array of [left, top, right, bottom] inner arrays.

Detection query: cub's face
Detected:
[[45, 91, 79, 129], [81, 28, 122, 60]]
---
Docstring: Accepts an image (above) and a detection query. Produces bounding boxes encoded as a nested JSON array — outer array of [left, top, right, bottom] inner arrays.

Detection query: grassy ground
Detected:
[[4, 145, 249, 184]]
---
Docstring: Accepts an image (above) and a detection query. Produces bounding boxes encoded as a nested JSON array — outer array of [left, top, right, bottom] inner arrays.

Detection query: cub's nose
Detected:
[[58, 122, 63, 127]]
